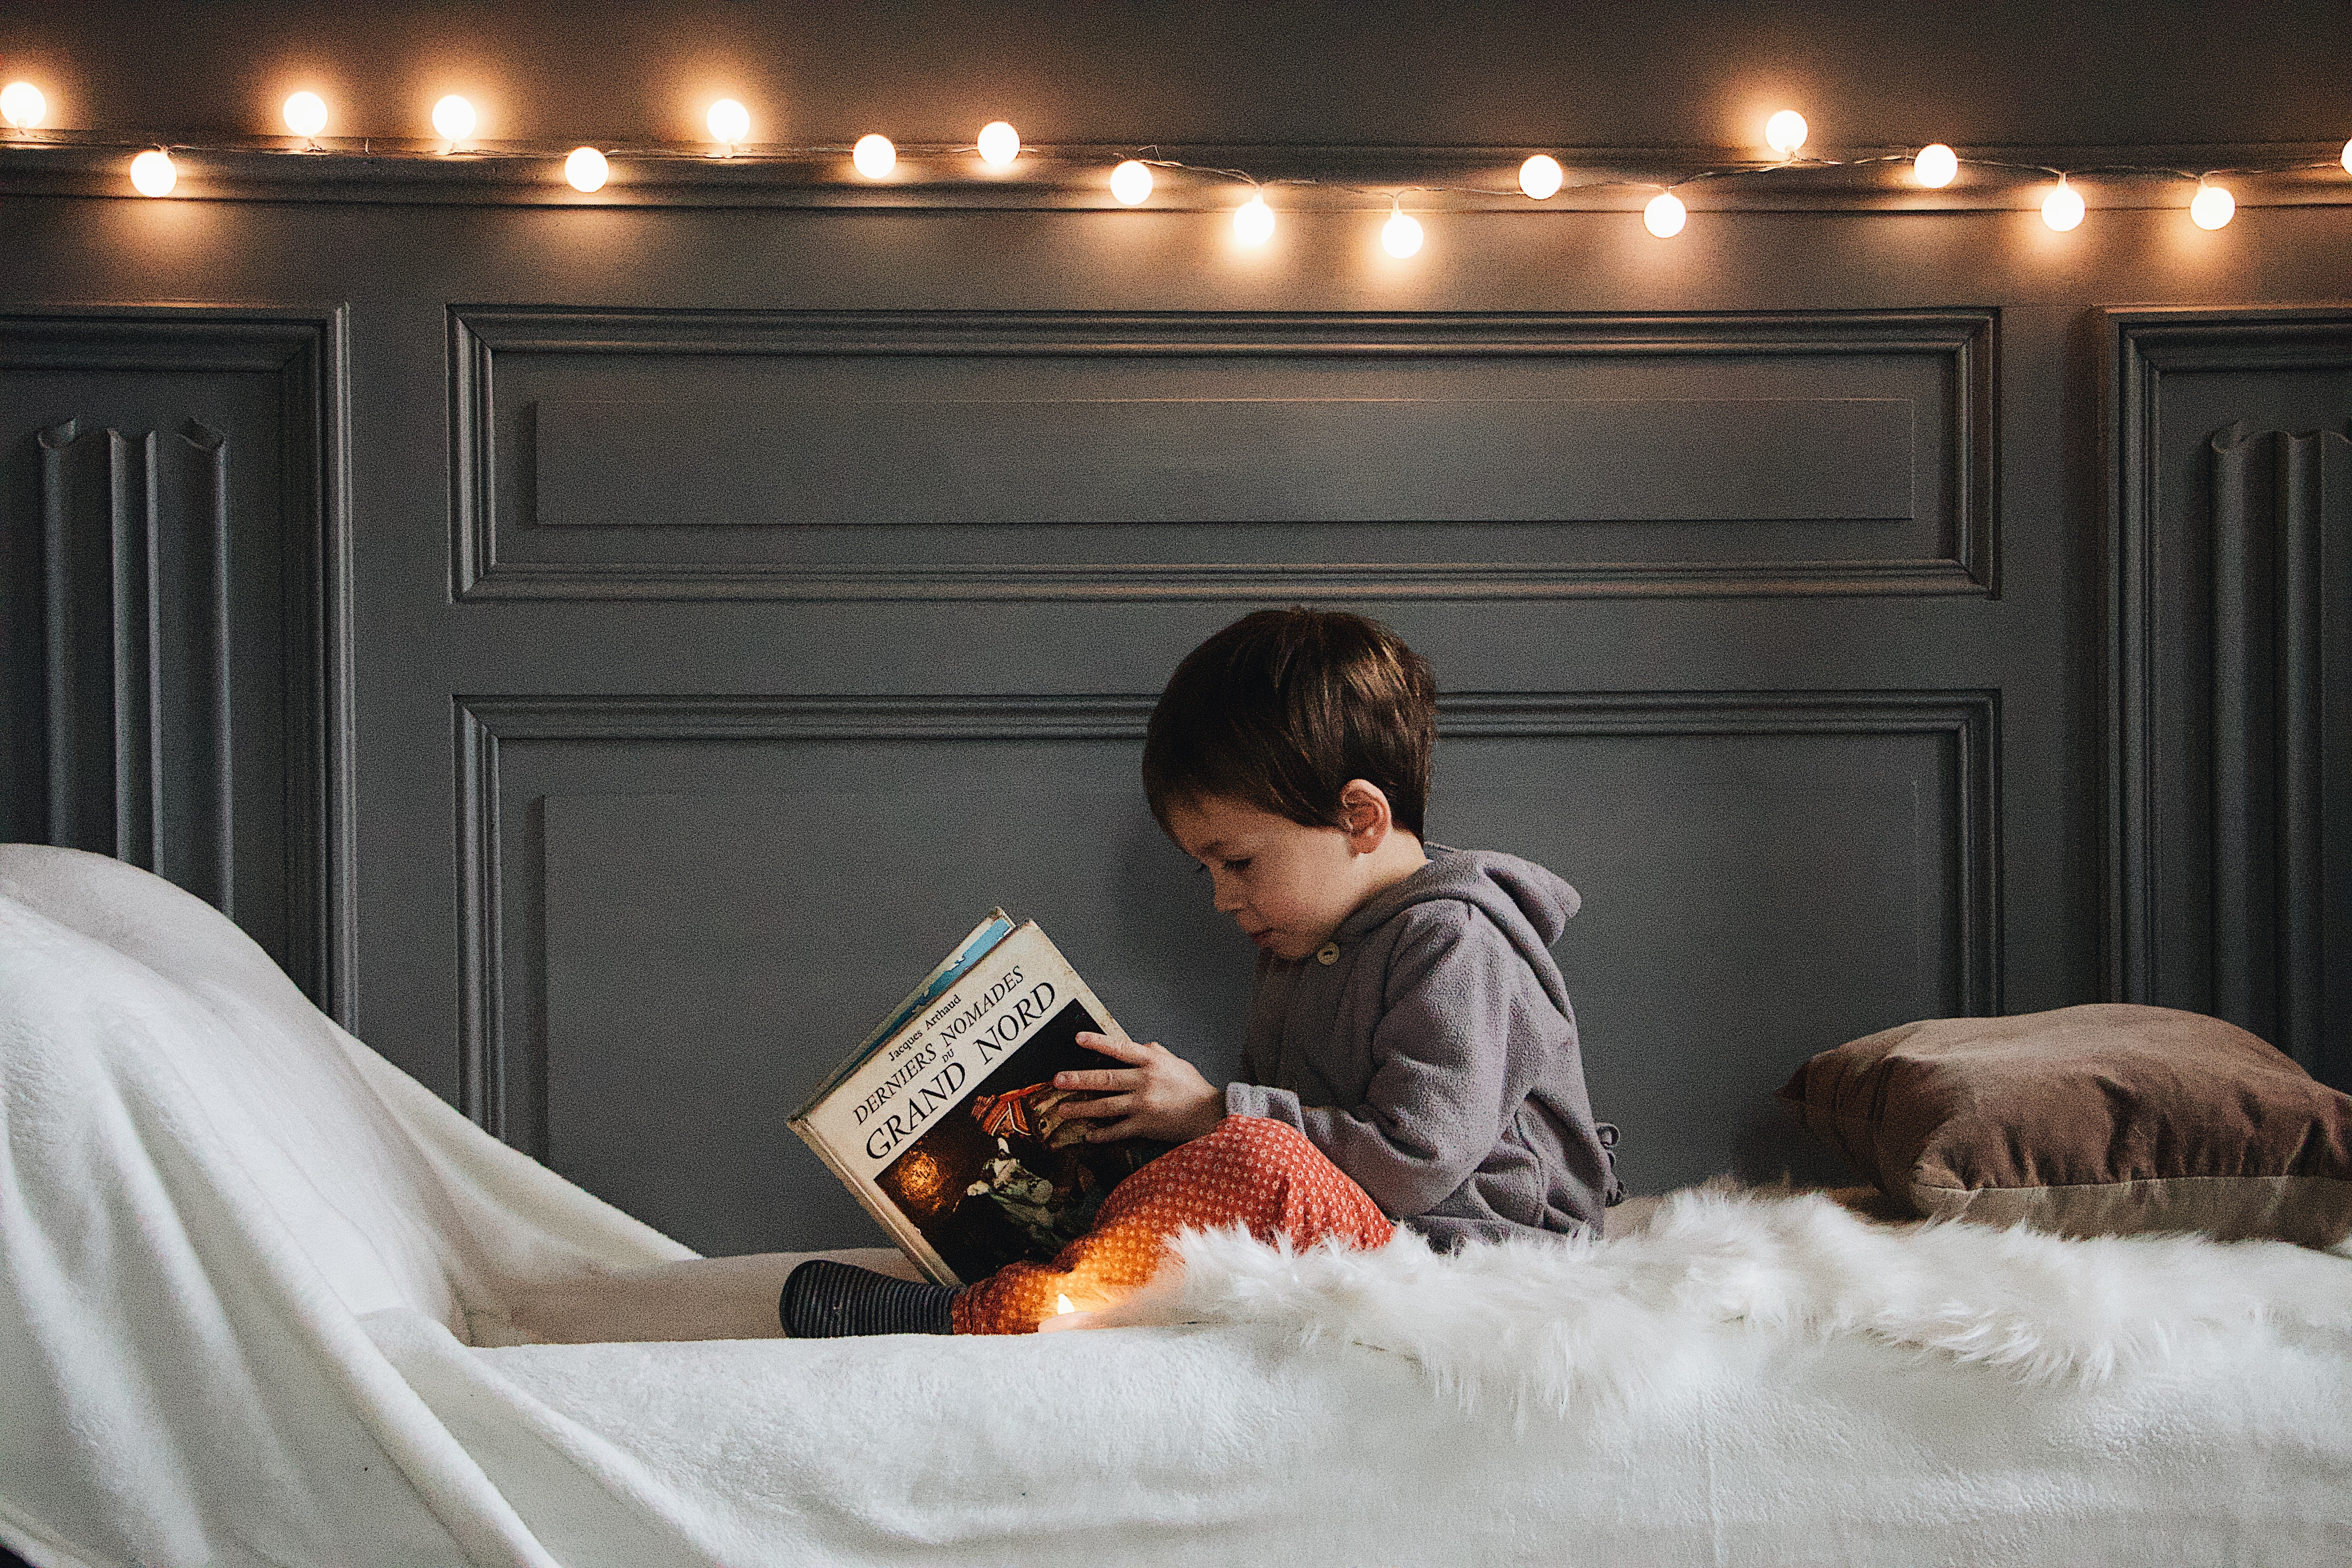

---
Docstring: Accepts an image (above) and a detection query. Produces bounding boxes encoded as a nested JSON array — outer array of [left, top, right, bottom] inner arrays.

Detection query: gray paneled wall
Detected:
[[6, 208, 2350, 1255]]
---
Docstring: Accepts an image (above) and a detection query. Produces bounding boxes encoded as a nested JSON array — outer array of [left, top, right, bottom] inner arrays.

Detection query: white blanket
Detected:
[[3, 844, 2351, 1568]]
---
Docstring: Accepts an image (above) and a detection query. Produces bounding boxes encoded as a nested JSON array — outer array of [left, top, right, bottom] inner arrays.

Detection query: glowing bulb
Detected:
[[2342, 138, 2352, 176], [564, 147, 608, 192], [1055, 1294, 1074, 1315], [1381, 206, 1424, 258], [706, 98, 749, 146], [977, 120, 1020, 167], [431, 95, 476, 143], [1913, 143, 1958, 189], [1233, 191, 1274, 245], [2041, 178, 2085, 231], [129, 149, 176, 197], [1643, 190, 1686, 238], [1765, 109, 1808, 157], [3, 81, 49, 130], [853, 133, 896, 178], [1109, 158, 1154, 205], [282, 91, 327, 139], [2190, 182, 2235, 230], [1518, 153, 1563, 200]]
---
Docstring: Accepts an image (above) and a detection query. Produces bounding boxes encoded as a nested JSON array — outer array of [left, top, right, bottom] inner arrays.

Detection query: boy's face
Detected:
[[1162, 794, 1377, 963]]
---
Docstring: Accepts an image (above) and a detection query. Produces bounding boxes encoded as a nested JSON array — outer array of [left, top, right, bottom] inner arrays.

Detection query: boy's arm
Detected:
[[1224, 909, 1523, 1219]]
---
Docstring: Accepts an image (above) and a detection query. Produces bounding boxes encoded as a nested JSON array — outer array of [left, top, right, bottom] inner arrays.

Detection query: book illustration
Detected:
[[791, 917, 1165, 1285], [873, 998, 1159, 1282]]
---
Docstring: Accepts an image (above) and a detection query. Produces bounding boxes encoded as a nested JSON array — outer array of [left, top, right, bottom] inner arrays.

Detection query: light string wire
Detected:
[[6, 120, 2348, 213]]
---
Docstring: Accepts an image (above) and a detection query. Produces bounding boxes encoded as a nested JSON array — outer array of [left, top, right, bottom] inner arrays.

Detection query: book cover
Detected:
[[790, 917, 1163, 1287]]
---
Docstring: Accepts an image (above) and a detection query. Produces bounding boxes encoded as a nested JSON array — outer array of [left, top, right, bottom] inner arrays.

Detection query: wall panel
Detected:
[[2107, 308, 2352, 1085], [464, 690, 1992, 1250], [0, 310, 351, 1013], [452, 308, 1995, 601]]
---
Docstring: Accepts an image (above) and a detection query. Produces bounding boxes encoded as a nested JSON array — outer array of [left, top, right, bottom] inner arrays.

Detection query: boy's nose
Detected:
[[1209, 875, 1244, 915]]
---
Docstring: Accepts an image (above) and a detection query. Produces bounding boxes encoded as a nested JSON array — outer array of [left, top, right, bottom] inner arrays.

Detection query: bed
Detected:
[[3, 842, 2350, 1568]]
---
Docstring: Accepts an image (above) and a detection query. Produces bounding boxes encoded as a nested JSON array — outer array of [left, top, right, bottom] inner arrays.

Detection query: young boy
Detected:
[[779, 606, 1622, 1338]]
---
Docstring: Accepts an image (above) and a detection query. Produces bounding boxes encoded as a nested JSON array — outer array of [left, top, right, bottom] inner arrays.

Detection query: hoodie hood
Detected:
[[1334, 845, 1580, 1016]]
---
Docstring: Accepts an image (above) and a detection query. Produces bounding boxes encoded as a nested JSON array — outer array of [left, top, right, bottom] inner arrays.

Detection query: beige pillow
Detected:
[[1778, 1003, 2352, 1247]]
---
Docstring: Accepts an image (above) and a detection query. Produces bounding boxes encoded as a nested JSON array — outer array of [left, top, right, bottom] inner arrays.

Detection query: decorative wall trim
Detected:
[[38, 418, 233, 906], [2104, 306, 2352, 1082], [3, 306, 355, 1023], [449, 307, 1998, 603], [457, 687, 1999, 1149], [2209, 423, 2350, 1069]]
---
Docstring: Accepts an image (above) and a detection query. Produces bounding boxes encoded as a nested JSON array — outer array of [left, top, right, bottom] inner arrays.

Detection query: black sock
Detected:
[[780, 1259, 957, 1337]]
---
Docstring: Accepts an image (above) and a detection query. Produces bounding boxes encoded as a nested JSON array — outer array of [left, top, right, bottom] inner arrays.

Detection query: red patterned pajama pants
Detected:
[[950, 1114, 1395, 1335]]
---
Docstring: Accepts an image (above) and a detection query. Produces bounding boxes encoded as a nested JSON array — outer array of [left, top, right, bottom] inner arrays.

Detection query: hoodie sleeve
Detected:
[[1225, 904, 1524, 1219]]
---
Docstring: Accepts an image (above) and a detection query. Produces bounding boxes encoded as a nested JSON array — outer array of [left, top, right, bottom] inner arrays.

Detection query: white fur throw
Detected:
[[1093, 1185, 2352, 1418]]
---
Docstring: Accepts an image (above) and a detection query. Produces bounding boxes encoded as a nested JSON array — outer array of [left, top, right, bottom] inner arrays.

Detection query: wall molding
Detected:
[[2104, 305, 2352, 1081], [3, 306, 355, 1022], [449, 306, 1998, 604], [457, 687, 1999, 1149]]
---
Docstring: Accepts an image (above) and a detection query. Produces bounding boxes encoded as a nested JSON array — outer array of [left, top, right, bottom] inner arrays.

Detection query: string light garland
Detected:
[[1380, 197, 1423, 258], [563, 146, 608, 192], [1764, 110, 1808, 157], [852, 132, 896, 178], [282, 91, 327, 140], [706, 98, 749, 151], [976, 120, 1020, 168], [0, 79, 43, 129], [430, 94, 475, 146], [128, 147, 175, 196], [2041, 175, 2085, 231], [1109, 157, 1153, 205], [1913, 142, 1958, 188], [1232, 188, 1275, 245], [2190, 179, 2234, 230], [2, 81, 2344, 245]]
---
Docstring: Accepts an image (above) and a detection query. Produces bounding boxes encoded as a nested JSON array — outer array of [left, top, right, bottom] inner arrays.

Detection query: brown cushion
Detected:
[[1778, 1003, 2352, 1247]]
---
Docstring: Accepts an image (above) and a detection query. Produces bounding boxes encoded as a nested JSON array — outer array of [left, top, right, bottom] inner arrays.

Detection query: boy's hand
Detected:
[[1057, 1033, 1225, 1144]]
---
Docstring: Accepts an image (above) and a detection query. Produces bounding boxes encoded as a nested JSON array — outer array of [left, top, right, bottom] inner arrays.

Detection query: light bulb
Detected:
[[282, 91, 327, 139], [1765, 109, 1808, 157], [431, 94, 476, 143], [1913, 143, 1958, 189], [129, 148, 176, 197], [2, 80, 49, 130], [1109, 158, 1154, 205], [706, 98, 749, 146], [1233, 192, 1274, 245], [853, 133, 896, 178], [2041, 178, 2085, 231], [2190, 182, 2235, 230], [1381, 206, 1424, 258], [1518, 153, 1563, 200], [1643, 190, 1686, 238], [977, 120, 1020, 167], [564, 147, 608, 192], [2342, 138, 2352, 176]]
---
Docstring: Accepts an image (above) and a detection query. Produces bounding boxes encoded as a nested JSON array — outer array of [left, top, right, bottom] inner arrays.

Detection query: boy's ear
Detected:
[[1338, 779, 1392, 851]]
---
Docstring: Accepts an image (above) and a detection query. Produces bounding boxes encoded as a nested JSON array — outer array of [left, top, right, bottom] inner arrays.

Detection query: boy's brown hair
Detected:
[[1141, 607, 1437, 838]]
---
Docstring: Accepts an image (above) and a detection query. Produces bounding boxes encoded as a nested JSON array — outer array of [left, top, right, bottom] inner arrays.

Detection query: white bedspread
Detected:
[[3, 844, 2350, 1568]]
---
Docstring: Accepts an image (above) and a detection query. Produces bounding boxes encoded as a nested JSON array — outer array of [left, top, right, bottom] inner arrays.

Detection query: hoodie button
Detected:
[[1315, 942, 1340, 965]]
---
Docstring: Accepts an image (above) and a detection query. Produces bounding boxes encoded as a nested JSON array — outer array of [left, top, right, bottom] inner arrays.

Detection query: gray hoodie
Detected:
[[1224, 846, 1622, 1247]]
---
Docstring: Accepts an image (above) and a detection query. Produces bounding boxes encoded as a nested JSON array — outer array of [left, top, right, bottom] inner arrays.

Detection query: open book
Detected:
[[790, 912, 1164, 1286]]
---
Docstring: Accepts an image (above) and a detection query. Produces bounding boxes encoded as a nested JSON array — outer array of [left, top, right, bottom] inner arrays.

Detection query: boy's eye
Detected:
[[1221, 858, 1251, 874]]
